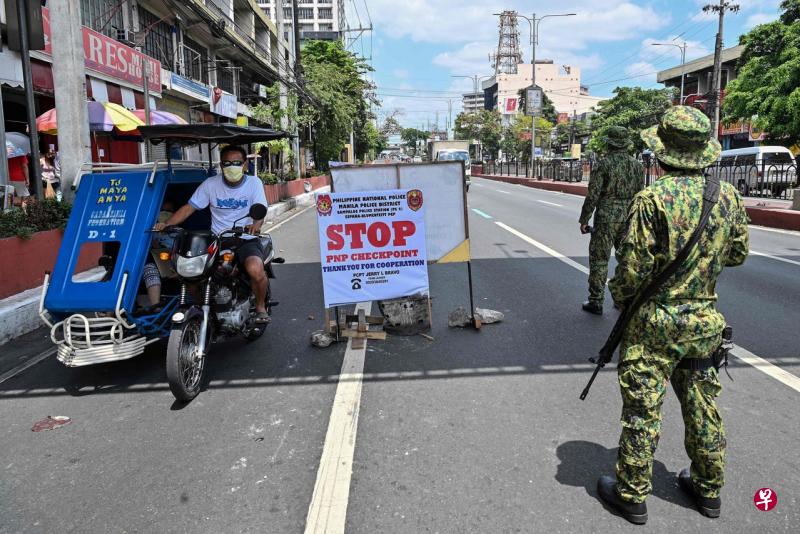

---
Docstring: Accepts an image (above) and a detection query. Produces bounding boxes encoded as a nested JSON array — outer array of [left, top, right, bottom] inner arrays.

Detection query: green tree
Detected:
[[723, 0, 800, 145], [501, 114, 553, 162], [555, 118, 592, 153], [400, 128, 429, 155], [301, 40, 375, 169], [587, 86, 675, 153], [454, 109, 503, 159]]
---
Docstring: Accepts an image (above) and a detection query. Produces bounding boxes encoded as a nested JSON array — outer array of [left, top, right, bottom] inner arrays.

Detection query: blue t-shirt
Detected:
[[188, 174, 268, 238]]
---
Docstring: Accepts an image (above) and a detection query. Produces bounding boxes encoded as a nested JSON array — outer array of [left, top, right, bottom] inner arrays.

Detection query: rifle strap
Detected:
[[599, 175, 721, 356]]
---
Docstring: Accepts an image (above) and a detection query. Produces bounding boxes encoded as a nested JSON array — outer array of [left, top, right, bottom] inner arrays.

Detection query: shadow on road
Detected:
[[555, 440, 696, 512], [0, 258, 779, 400]]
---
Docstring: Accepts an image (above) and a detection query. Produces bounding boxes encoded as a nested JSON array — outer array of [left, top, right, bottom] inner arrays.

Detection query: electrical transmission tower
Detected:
[[491, 11, 523, 76]]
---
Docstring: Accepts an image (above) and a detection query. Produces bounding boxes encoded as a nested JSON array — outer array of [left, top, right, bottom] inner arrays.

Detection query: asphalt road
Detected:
[[1, 180, 798, 533]]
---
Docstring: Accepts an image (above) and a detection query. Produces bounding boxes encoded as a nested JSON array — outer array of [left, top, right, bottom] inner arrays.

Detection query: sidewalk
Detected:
[[0, 185, 329, 346], [476, 173, 800, 231]]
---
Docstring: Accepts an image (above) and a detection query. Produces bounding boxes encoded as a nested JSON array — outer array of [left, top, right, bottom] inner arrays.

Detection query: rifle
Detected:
[[580, 175, 721, 401]]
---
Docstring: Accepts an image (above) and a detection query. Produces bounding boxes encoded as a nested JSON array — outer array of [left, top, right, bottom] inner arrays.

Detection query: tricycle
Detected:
[[39, 124, 287, 401]]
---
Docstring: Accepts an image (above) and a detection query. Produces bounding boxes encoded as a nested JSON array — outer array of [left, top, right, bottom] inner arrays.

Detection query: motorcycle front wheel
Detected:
[[166, 317, 205, 402]]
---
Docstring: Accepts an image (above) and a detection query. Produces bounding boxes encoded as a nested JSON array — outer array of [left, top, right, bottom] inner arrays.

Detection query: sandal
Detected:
[[254, 311, 271, 324]]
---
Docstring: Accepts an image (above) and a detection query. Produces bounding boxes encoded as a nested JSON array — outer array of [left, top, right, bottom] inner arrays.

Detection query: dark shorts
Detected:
[[233, 239, 265, 267]]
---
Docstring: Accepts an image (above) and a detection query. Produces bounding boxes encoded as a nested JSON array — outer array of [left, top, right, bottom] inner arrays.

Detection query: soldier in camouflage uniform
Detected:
[[579, 126, 644, 315], [596, 106, 749, 525]]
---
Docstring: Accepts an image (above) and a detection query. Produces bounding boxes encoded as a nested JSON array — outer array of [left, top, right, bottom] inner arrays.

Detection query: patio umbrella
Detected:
[[36, 101, 144, 135], [131, 110, 188, 125]]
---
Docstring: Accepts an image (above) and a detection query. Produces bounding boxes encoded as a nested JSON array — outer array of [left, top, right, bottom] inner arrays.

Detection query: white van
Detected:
[[711, 146, 797, 196]]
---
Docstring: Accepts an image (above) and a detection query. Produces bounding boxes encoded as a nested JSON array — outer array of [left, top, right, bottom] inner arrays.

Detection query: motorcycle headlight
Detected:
[[176, 254, 208, 277]]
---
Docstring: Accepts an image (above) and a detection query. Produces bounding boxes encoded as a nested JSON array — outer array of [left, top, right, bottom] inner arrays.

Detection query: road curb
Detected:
[[0, 187, 331, 346], [476, 174, 800, 231]]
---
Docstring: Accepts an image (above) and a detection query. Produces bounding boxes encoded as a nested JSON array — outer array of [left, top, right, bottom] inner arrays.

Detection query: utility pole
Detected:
[[511, 12, 576, 176], [704, 0, 740, 140], [652, 41, 687, 103], [14, 0, 43, 198]]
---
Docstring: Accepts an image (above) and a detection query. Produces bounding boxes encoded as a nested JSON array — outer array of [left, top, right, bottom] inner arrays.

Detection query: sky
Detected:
[[344, 0, 784, 129]]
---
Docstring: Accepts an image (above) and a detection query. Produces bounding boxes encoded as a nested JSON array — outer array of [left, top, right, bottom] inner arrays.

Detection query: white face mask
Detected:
[[222, 165, 244, 183]]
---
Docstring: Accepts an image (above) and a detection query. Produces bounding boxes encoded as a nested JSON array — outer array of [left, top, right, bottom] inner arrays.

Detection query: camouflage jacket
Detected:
[[579, 151, 644, 225], [608, 174, 750, 357]]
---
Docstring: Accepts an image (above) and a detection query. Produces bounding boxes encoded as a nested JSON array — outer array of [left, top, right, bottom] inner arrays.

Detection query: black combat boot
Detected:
[[678, 468, 721, 518], [597, 476, 648, 525], [582, 301, 603, 315]]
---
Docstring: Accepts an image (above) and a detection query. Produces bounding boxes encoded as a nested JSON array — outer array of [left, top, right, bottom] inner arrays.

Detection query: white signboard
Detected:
[[330, 162, 467, 262], [316, 189, 430, 308], [526, 87, 543, 116]]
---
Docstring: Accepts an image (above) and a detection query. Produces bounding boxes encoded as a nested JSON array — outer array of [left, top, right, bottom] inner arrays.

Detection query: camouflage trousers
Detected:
[[587, 221, 627, 305], [615, 340, 726, 503]]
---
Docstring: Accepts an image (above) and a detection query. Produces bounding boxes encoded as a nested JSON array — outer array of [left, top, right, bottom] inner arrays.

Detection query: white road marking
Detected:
[[751, 250, 800, 268], [749, 224, 800, 237], [494, 221, 589, 275], [495, 189, 512, 195], [471, 182, 485, 187], [304, 301, 371, 534], [494, 219, 800, 392], [471, 208, 494, 219], [0, 349, 55, 385], [264, 203, 316, 233], [730, 345, 800, 393], [536, 199, 563, 207]]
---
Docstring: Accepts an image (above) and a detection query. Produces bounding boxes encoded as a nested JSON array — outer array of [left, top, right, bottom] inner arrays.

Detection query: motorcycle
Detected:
[[160, 203, 285, 401]]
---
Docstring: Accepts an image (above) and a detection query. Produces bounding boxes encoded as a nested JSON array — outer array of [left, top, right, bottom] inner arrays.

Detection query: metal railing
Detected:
[[483, 159, 798, 199], [483, 160, 589, 183]]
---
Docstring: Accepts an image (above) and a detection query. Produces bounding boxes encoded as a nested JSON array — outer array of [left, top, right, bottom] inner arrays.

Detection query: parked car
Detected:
[[709, 146, 797, 197]]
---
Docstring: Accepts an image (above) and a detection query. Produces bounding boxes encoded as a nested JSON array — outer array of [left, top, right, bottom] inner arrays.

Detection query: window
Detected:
[[216, 63, 235, 94], [138, 7, 175, 69], [762, 152, 794, 165], [318, 0, 332, 4], [298, 8, 314, 19], [318, 23, 333, 31], [284, 7, 293, 18], [317, 7, 333, 19], [736, 154, 757, 166], [182, 36, 209, 84], [719, 156, 736, 167], [80, 0, 124, 38], [300, 24, 315, 32], [263, 7, 271, 18]]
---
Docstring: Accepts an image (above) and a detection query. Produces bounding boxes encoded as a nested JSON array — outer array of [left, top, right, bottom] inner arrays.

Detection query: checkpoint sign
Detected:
[[316, 189, 430, 308]]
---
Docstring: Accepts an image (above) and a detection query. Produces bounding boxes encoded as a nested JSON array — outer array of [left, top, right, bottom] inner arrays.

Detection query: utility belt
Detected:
[[676, 326, 733, 379]]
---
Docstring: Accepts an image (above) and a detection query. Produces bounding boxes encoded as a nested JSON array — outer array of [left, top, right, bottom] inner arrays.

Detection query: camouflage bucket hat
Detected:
[[640, 106, 721, 169], [602, 126, 630, 149]]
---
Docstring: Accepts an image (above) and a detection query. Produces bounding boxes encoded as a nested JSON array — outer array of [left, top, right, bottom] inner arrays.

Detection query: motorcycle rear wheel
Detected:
[[166, 317, 205, 401]]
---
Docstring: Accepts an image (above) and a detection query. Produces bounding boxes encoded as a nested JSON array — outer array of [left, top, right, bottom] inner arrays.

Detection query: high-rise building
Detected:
[[257, 0, 346, 42], [462, 92, 485, 114]]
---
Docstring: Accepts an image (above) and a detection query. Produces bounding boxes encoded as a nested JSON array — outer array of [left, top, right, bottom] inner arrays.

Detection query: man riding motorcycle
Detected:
[[154, 145, 271, 323]]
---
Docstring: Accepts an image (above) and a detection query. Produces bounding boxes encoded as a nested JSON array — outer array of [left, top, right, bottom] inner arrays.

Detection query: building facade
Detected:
[[461, 92, 485, 114], [484, 60, 604, 125], [1, 0, 296, 164], [257, 0, 346, 41], [657, 45, 754, 149]]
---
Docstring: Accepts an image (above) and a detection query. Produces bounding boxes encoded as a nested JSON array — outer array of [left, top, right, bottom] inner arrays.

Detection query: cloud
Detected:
[[624, 61, 658, 85], [746, 12, 778, 27], [392, 69, 410, 80]]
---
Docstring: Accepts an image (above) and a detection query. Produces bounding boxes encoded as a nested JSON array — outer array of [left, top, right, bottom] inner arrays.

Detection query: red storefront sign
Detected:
[[39, 7, 160, 93]]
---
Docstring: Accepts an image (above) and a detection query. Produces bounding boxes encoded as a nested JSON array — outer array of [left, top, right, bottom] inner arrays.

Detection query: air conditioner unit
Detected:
[[210, 19, 227, 38], [117, 29, 137, 47]]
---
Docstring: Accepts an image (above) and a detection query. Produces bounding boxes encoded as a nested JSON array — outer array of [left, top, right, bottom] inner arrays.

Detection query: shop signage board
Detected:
[[211, 88, 238, 119], [38, 7, 161, 93], [170, 72, 210, 102], [316, 189, 429, 308]]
